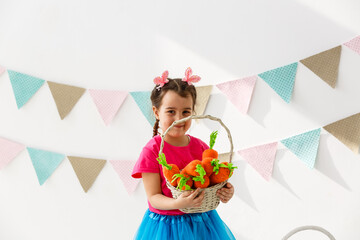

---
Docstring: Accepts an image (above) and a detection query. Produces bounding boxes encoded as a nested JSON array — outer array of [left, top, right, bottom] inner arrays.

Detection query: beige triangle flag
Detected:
[[67, 156, 106, 192], [323, 113, 360, 154], [300, 45, 341, 88], [47, 81, 86, 119], [195, 85, 213, 116]]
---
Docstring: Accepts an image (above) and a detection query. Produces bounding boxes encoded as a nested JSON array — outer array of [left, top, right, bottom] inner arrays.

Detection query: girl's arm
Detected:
[[142, 172, 205, 210]]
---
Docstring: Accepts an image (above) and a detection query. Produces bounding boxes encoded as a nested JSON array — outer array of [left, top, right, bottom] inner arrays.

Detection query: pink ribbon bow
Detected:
[[182, 67, 201, 85], [153, 71, 169, 90]]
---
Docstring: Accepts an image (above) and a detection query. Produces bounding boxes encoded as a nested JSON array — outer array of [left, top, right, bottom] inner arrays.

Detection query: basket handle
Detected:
[[282, 225, 336, 240], [159, 114, 234, 163]]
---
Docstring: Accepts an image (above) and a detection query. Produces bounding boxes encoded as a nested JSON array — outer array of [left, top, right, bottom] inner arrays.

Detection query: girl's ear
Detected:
[[152, 106, 159, 120]]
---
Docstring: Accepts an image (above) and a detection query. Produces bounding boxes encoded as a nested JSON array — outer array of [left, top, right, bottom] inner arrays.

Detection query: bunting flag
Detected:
[[237, 142, 277, 181], [67, 156, 106, 192], [0, 65, 5, 75], [26, 147, 65, 185], [280, 128, 321, 168], [7, 70, 45, 109], [88, 89, 128, 125], [343, 35, 360, 55], [47, 81, 86, 120], [109, 160, 140, 195], [0, 137, 25, 170], [195, 85, 213, 115], [216, 76, 257, 114], [300, 46, 341, 88], [130, 91, 155, 127], [323, 113, 360, 154], [258, 62, 298, 103]]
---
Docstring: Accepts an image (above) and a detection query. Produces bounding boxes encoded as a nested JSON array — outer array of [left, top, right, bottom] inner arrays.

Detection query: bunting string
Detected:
[[0, 35, 359, 126], [0, 111, 359, 191]]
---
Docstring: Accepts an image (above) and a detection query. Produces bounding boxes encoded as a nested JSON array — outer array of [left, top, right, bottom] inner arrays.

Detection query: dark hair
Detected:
[[151, 78, 197, 137]]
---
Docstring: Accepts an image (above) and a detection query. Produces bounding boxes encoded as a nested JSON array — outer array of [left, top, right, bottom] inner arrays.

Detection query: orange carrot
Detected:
[[202, 131, 219, 160], [193, 175, 210, 188], [172, 170, 193, 190], [209, 159, 237, 185], [202, 157, 215, 176], [157, 153, 180, 186], [183, 160, 204, 176]]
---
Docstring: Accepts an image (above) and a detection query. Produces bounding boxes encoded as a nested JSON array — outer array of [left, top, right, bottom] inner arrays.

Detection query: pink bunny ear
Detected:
[[185, 67, 192, 79], [182, 67, 201, 85], [188, 75, 201, 84], [153, 70, 169, 89], [162, 70, 169, 80]]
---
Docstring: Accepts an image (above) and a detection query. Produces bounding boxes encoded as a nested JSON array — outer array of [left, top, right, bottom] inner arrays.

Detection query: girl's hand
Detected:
[[175, 188, 205, 209], [216, 182, 234, 203]]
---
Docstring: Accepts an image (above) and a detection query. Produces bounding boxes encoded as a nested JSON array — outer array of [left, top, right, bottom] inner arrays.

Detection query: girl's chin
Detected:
[[167, 130, 186, 138], [167, 133, 184, 138]]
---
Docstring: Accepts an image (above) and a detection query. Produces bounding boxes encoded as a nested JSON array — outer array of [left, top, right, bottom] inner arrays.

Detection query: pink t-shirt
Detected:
[[132, 134, 209, 215]]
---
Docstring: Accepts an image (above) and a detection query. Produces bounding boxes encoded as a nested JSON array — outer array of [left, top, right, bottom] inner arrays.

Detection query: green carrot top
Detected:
[[193, 164, 206, 184], [211, 159, 220, 174], [211, 159, 237, 176], [223, 163, 237, 177], [172, 174, 191, 190], [156, 153, 172, 170], [193, 176, 205, 184], [209, 131, 218, 149], [195, 164, 206, 178]]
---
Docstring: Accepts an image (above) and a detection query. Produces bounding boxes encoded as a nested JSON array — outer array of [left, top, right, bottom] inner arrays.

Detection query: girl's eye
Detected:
[[183, 111, 191, 115], [167, 110, 175, 114]]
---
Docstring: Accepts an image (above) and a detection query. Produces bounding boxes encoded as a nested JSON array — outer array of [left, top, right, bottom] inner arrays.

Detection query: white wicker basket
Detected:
[[159, 114, 234, 213]]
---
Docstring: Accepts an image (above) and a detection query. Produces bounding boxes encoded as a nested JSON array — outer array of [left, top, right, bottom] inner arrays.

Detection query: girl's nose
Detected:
[[175, 113, 183, 121]]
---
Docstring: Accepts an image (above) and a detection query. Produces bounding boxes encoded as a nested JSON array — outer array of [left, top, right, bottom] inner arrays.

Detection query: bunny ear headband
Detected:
[[153, 67, 201, 90]]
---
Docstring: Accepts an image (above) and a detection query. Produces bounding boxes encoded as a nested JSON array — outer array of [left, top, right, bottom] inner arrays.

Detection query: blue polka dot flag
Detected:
[[258, 62, 298, 103], [26, 147, 65, 185], [130, 91, 155, 127], [280, 128, 321, 168], [7, 70, 45, 109]]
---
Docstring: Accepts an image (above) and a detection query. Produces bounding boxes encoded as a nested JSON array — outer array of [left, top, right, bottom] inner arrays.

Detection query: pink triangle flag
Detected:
[[237, 142, 278, 181], [0, 65, 5, 75], [109, 160, 140, 195], [216, 76, 257, 114], [88, 89, 128, 125], [0, 137, 26, 170], [343, 36, 360, 55]]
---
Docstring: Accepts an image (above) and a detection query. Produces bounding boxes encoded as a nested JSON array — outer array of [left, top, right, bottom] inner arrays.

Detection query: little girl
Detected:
[[131, 68, 236, 240]]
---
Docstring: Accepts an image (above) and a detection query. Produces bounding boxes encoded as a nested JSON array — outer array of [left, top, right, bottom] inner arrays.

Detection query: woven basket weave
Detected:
[[159, 114, 234, 213]]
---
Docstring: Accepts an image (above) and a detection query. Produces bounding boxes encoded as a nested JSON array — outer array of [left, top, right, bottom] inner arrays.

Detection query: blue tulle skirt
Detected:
[[134, 209, 236, 240]]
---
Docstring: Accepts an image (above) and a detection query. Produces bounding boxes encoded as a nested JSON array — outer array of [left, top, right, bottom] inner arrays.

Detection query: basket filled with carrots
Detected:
[[157, 114, 237, 213]]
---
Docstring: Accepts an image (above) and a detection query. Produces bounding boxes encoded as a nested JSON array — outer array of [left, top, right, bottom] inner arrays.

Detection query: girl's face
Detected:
[[153, 90, 194, 140]]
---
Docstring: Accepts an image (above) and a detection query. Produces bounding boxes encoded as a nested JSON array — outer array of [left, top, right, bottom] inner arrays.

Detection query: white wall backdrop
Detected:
[[0, 0, 360, 239]]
